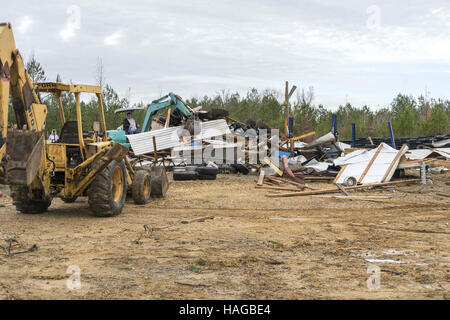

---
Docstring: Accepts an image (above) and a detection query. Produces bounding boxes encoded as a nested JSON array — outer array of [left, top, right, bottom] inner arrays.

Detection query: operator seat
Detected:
[[58, 121, 79, 144]]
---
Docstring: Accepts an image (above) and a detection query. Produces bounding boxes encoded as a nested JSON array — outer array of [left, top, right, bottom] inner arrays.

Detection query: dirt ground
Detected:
[[0, 170, 449, 300]]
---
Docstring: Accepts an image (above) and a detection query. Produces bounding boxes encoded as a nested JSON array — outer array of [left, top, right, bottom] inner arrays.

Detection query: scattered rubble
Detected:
[[118, 96, 448, 207]]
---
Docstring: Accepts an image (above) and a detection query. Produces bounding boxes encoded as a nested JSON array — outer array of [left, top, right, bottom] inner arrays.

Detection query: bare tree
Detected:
[[95, 57, 105, 88], [297, 86, 314, 106]]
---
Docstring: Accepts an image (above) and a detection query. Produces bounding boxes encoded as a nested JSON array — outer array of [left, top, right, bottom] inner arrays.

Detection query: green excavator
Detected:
[[107, 92, 195, 148]]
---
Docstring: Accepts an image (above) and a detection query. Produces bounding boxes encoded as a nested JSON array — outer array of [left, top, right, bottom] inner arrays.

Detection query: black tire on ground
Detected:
[[196, 167, 219, 175], [231, 164, 249, 175], [132, 169, 152, 204], [128, 167, 151, 196], [62, 196, 78, 203], [183, 166, 198, 172], [87, 160, 127, 217], [198, 174, 217, 180], [219, 165, 237, 174], [173, 171, 198, 181], [10, 186, 52, 214]]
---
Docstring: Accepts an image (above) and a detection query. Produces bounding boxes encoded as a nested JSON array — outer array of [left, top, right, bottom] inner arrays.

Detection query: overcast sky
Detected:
[[4, 0, 450, 110]]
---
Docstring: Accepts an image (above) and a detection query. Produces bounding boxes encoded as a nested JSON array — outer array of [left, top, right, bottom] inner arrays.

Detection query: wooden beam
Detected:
[[320, 196, 435, 206], [165, 108, 171, 128], [256, 185, 303, 192], [358, 144, 383, 183], [257, 170, 265, 186], [381, 144, 408, 182], [264, 157, 283, 176], [281, 131, 316, 146], [266, 179, 420, 198]]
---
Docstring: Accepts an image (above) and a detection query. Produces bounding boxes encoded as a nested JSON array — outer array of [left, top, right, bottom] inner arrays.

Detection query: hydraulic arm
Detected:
[[141, 92, 194, 132], [0, 22, 47, 173]]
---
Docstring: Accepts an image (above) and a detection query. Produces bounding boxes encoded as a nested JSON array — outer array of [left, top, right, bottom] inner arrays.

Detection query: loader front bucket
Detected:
[[150, 166, 169, 198], [5, 129, 45, 185]]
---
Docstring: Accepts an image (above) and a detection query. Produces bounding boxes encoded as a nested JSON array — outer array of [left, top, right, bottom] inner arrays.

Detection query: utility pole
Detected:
[[284, 81, 297, 136], [284, 81, 297, 154]]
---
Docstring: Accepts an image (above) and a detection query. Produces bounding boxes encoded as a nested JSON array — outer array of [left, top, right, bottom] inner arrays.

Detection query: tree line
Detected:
[[11, 55, 450, 140]]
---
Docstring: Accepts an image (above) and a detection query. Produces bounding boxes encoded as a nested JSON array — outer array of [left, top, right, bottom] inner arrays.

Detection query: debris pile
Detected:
[[121, 92, 448, 190]]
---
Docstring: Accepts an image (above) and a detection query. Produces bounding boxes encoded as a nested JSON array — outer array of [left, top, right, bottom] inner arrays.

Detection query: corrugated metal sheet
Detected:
[[127, 119, 231, 156], [406, 148, 450, 160], [127, 125, 184, 155], [194, 119, 231, 140]]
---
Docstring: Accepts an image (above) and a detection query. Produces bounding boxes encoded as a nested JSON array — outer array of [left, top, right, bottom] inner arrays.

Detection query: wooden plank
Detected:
[[302, 176, 334, 181], [267, 176, 300, 187], [256, 186, 303, 192], [264, 157, 283, 176], [321, 196, 435, 206], [281, 131, 315, 146], [257, 170, 265, 186], [266, 179, 420, 198], [333, 164, 347, 183], [165, 108, 171, 128], [381, 144, 408, 182], [358, 144, 383, 183]]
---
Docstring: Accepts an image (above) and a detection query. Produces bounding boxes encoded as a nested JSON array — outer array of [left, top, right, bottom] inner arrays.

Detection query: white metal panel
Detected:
[[127, 119, 231, 156], [405, 149, 432, 160], [193, 119, 231, 140], [126, 125, 184, 155], [336, 143, 408, 185], [435, 148, 450, 158]]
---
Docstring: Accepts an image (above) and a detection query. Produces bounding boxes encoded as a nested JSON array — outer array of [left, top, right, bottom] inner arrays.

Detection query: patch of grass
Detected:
[[118, 267, 133, 271], [249, 256, 258, 262], [423, 274, 436, 284], [187, 265, 200, 273], [195, 258, 207, 266]]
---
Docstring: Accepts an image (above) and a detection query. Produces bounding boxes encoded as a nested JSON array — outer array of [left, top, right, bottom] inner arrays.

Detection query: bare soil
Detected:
[[0, 171, 449, 300]]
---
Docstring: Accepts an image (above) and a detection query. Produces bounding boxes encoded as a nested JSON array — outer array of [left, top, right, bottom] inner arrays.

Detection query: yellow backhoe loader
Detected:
[[0, 22, 155, 216]]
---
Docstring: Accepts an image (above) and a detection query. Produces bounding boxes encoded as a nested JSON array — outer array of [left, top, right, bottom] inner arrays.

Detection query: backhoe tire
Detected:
[[132, 169, 152, 205], [10, 186, 52, 214], [87, 160, 127, 217]]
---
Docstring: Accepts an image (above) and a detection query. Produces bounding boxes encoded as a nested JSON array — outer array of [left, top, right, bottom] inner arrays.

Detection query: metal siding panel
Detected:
[[127, 119, 231, 156]]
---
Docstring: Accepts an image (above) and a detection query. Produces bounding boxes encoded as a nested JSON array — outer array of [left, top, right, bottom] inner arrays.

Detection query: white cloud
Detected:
[[17, 16, 33, 34], [5, 0, 450, 109], [104, 31, 122, 46], [60, 27, 76, 41]]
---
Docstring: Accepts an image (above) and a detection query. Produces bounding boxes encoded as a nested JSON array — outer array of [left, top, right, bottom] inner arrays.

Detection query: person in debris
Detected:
[[49, 129, 59, 143], [123, 112, 140, 134]]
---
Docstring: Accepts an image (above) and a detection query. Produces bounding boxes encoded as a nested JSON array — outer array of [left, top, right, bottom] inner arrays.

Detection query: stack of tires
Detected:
[[197, 166, 219, 180], [173, 166, 219, 181]]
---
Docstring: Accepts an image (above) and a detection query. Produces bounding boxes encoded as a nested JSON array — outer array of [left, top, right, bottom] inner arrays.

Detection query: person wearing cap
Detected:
[[122, 112, 140, 134], [49, 129, 59, 143]]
